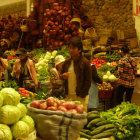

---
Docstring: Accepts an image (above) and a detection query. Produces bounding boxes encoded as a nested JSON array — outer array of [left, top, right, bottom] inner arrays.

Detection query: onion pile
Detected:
[[43, 3, 79, 50]]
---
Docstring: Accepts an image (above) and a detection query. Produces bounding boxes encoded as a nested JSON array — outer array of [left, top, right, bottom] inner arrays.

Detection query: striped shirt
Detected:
[[118, 55, 137, 88]]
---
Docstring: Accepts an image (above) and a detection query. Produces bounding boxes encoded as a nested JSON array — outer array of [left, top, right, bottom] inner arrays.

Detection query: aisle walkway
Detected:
[[132, 77, 140, 106]]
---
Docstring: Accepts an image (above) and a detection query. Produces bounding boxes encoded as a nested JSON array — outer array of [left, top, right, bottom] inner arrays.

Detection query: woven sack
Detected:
[[85, 27, 98, 41], [27, 101, 87, 140]]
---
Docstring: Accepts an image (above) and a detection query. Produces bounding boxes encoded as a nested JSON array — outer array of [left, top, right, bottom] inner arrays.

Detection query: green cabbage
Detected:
[[0, 124, 12, 140], [0, 88, 20, 105], [103, 75, 109, 82], [0, 94, 3, 107], [17, 103, 27, 119], [0, 105, 21, 125], [11, 121, 29, 139], [21, 115, 35, 133]]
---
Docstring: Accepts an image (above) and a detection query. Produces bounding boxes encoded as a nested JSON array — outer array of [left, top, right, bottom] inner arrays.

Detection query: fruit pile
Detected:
[[97, 82, 113, 99], [31, 97, 84, 114]]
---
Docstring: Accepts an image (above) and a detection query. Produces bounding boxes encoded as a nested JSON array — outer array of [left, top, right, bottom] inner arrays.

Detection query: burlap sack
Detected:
[[27, 101, 87, 140]]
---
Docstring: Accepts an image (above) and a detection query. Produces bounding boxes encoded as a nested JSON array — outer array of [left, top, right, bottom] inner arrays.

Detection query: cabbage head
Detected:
[[17, 103, 27, 119], [0, 88, 20, 105], [0, 124, 12, 140], [0, 94, 3, 107], [0, 105, 21, 125], [21, 115, 35, 133], [11, 121, 29, 139]]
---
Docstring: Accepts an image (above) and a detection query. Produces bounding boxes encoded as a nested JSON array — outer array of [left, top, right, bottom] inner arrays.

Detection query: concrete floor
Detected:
[[132, 77, 140, 106]]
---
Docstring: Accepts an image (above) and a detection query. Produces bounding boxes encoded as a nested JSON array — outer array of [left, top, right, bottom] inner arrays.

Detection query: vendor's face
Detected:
[[57, 62, 64, 71], [69, 44, 81, 60]]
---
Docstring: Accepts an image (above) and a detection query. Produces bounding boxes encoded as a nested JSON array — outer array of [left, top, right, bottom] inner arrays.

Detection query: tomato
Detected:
[[19, 88, 25, 91]]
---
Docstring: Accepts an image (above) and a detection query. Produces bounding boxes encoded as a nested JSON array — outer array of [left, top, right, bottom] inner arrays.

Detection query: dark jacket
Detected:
[[91, 64, 102, 84], [62, 55, 92, 98]]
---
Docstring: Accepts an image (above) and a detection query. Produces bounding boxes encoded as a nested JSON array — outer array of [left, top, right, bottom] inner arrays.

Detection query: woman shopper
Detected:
[[116, 45, 137, 105], [50, 55, 65, 98], [61, 37, 92, 111], [0, 48, 8, 81], [85, 54, 102, 112], [12, 48, 38, 91]]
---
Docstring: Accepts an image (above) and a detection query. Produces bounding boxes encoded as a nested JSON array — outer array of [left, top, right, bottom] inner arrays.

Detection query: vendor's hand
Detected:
[[62, 72, 70, 80]]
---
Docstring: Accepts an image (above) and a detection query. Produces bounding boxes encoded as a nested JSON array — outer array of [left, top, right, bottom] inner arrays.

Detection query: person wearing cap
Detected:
[[12, 48, 38, 90], [61, 37, 92, 111], [0, 48, 8, 81], [50, 55, 65, 98]]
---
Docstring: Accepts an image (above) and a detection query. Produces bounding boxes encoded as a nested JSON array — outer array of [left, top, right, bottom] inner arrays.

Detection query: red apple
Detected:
[[46, 97, 55, 106], [62, 101, 76, 110], [75, 105, 84, 114], [67, 109, 77, 114], [31, 101, 40, 109], [40, 102, 47, 110], [47, 106, 57, 111], [58, 106, 67, 112]]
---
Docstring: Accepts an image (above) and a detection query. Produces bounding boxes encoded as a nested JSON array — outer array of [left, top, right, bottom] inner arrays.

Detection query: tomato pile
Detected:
[[91, 58, 106, 69]]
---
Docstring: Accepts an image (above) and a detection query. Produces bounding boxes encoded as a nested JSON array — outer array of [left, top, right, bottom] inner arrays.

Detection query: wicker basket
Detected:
[[98, 89, 113, 99]]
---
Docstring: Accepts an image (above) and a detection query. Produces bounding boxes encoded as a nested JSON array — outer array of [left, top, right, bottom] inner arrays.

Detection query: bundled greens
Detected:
[[100, 102, 140, 140]]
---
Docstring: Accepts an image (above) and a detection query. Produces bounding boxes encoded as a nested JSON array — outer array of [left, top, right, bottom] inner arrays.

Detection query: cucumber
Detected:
[[80, 131, 91, 139], [87, 114, 100, 122], [87, 118, 103, 128], [81, 129, 91, 135], [87, 111, 99, 117], [102, 128, 117, 133], [94, 124, 115, 132], [96, 120, 110, 126], [91, 131, 113, 139], [91, 128, 104, 136], [90, 126, 96, 131]]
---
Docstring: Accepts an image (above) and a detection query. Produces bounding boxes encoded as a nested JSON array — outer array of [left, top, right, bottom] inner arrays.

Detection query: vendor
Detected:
[[50, 55, 65, 98], [61, 37, 92, 111], [0, 48, 8, 81], [12, 48, 38, 90]]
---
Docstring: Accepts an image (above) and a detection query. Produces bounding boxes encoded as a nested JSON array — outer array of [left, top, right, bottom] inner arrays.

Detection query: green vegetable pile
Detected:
[[0, 88, 35, 139], [97, 64, 116, 79], [80, 111, 116, 139], [106, 50, 122, 62], [100, 102, 140, 140], [31, 48, 46, 62], [0, 80, 19, 91]]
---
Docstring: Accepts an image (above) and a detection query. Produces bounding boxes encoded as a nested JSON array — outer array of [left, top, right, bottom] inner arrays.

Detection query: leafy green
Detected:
[[0, 80, 19, 91], [0, 88, 20, 106], [0, 124, 12, 140], [11, 121, 29, 139], [0, 105, 21, 125], [21, 115, 35, 133], [100, 102, 140, 140]]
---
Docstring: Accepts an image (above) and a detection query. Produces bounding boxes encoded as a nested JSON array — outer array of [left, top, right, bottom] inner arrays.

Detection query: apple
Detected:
[[67, 109, 77, 114], [47, 106, 57, 111], [40, 102, 47, 110], [31, 101, 40, 109], [46, 97, 55, 106], [62, 101, 76, 110], [75, 105, 84, 114], [58, 106, 67, 112]]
